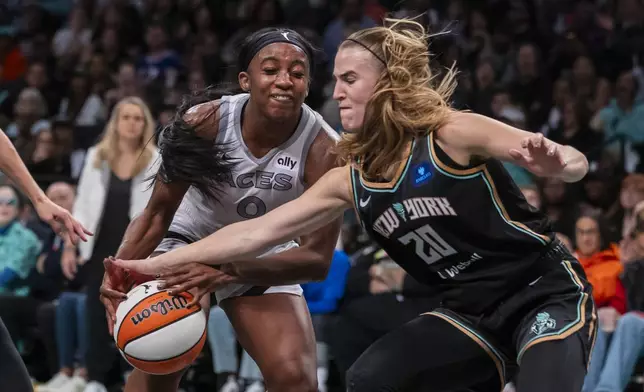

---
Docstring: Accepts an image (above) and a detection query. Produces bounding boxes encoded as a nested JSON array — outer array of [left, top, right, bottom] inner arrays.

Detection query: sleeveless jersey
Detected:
[[169, 93, 325, 242], [350, 133, 555, 314]]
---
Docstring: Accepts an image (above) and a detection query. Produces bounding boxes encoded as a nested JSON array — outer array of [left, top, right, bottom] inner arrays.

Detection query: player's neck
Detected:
[[241, 102, 300, 149]]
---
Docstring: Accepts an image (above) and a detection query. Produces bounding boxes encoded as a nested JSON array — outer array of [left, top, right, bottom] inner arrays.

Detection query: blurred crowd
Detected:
[[1, 0, 644, 391]]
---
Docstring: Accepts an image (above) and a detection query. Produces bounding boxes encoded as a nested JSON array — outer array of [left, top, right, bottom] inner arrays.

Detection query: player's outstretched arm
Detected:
[[444, 112, 589, 183], [0, 129, 92, 244], [113, 166, 353, 275]]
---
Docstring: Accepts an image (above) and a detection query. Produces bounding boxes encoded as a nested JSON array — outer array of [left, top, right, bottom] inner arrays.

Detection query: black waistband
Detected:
[[165, 231, 196, 244]]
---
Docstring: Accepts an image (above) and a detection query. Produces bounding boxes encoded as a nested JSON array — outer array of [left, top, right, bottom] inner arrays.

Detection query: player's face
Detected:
[[0, 187, 19, 228], [240, 43, 309, 121], [332, 46, 382, 132], [575, 217, 601, 257]]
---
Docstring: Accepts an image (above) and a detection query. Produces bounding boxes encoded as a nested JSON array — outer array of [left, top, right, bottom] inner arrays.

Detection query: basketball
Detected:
[[114, 280, 207, 375]]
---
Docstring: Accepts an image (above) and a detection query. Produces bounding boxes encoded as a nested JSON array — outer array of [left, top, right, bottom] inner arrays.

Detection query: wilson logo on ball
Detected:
[[130, 295, 191, 325]]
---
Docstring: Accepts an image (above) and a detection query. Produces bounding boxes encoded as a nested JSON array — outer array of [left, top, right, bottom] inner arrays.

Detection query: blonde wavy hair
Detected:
[[336, 18, 458, 180], [93, 96, 156, 177]]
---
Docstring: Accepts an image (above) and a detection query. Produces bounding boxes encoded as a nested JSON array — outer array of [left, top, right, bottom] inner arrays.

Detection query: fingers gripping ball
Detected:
[[114, 280, 206, 375]]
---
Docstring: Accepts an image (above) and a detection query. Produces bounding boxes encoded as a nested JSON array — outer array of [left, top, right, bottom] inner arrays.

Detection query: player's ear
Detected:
[[238, 72, 251, 92]]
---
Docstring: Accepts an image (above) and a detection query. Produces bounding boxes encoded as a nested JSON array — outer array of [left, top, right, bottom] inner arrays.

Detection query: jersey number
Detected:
[[398, 224, 456, 265], [237, 196, 267, 219]]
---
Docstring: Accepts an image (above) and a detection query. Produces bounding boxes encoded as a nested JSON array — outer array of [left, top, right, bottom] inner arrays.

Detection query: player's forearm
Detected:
[[152, 221, 272, 267], [557, 145, 589, 183], [223, 247, 331, 285], [115, 213, 169, 260], [0, 130, 46, 204]]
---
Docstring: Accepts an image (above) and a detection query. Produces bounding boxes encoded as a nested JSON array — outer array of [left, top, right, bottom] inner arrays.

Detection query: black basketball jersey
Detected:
[[349, 133, 555, 314]]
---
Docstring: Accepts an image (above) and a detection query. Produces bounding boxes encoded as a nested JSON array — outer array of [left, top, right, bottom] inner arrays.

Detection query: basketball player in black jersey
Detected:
[[114, 19, 596, 392], [0, 129, 91, 391]]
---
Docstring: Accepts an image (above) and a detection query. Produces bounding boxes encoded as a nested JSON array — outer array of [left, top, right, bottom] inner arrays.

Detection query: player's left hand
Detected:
[[34, 198, 93, 245], [158, 263, 237, 306], [509, 133, 568, 177]]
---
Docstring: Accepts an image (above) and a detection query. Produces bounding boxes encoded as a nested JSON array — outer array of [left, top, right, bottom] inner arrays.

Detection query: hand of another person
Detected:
[[61, 250, 82, 280], [34, 198, 92, 245], [369, 279, 391, 295], [158, 263, 237, 307], [99, 258, 129, 336], [597, 306, 621, 332]]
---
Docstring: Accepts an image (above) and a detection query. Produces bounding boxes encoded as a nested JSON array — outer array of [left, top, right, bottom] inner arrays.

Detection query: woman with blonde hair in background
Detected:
[[116, 19, 595, 392], [57, 97, 158, 392]]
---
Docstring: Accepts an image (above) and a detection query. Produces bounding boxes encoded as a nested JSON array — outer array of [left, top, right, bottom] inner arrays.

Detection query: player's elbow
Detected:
[[306, 253, 332, 282]]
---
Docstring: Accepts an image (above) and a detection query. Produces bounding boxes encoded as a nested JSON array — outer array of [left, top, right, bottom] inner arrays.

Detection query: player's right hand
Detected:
[[100, 258, 128, 336]]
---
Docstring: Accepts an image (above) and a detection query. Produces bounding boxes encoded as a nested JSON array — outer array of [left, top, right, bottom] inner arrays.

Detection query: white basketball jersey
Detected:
[[168, 93, 326, 242]]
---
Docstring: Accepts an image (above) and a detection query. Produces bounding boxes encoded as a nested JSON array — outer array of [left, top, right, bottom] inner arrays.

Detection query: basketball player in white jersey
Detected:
[[99, 28, 340, 392]]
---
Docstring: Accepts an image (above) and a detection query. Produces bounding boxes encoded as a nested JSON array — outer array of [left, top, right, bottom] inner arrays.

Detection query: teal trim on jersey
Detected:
[[358, 139, 416, 192], [427, 137, 548, 245], [516, 261, 586, 363], [429, 311, 507, 383], [350, 167, 361, 217], [426, 137, 481, 179]]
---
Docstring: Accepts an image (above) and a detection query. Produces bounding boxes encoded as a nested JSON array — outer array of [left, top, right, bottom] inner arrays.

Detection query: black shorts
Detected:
[[433, 240, 596, 373], [347, 241, 598, 392]]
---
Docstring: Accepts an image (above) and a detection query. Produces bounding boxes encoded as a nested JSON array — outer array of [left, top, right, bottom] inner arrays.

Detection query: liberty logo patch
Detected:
[[530, 312, 556, 335], [412, 162, 432, 187], [392, 203, 407, 222]]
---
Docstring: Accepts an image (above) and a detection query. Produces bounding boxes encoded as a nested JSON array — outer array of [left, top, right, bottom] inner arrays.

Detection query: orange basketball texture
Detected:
[[115, 282, 206, 375]]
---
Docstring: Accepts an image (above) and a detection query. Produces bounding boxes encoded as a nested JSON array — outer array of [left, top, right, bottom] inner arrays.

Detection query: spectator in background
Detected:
[[137, 22, 181, 88], [575, 213, 626, 392], [62, 97, 158, 391], [220, 0, 286, 81], [57, 70, 106, 127], [541, 77, 573, 136], [574, 214, 625, 316], [302, 249, 351, 392], [597, 70, 644, 171], [0, 183, 42, 340], [96, 27, 126, 74], [49, 119, 85, 180], [549, 99, 602, 156], [104, 61, 141, 111], [0, 26, 26, 82], [12, 61, 59, 118], [6, 87, 50, 158], [584, 203, 644, 391], [323, 0, 376, 74], [540, 177, 579, 239], [25, 125, 72, 189], [14, 182, 89, 392], [620, 174, 644, 238], [52, 7, 92, 62], [570, 55, 611, 116], [585, 311, 644, 392]]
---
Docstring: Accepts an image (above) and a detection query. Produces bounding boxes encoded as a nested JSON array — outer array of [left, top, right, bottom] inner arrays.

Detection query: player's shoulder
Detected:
[[304, 125, 342, 182], [182, 100, 222, 140]]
